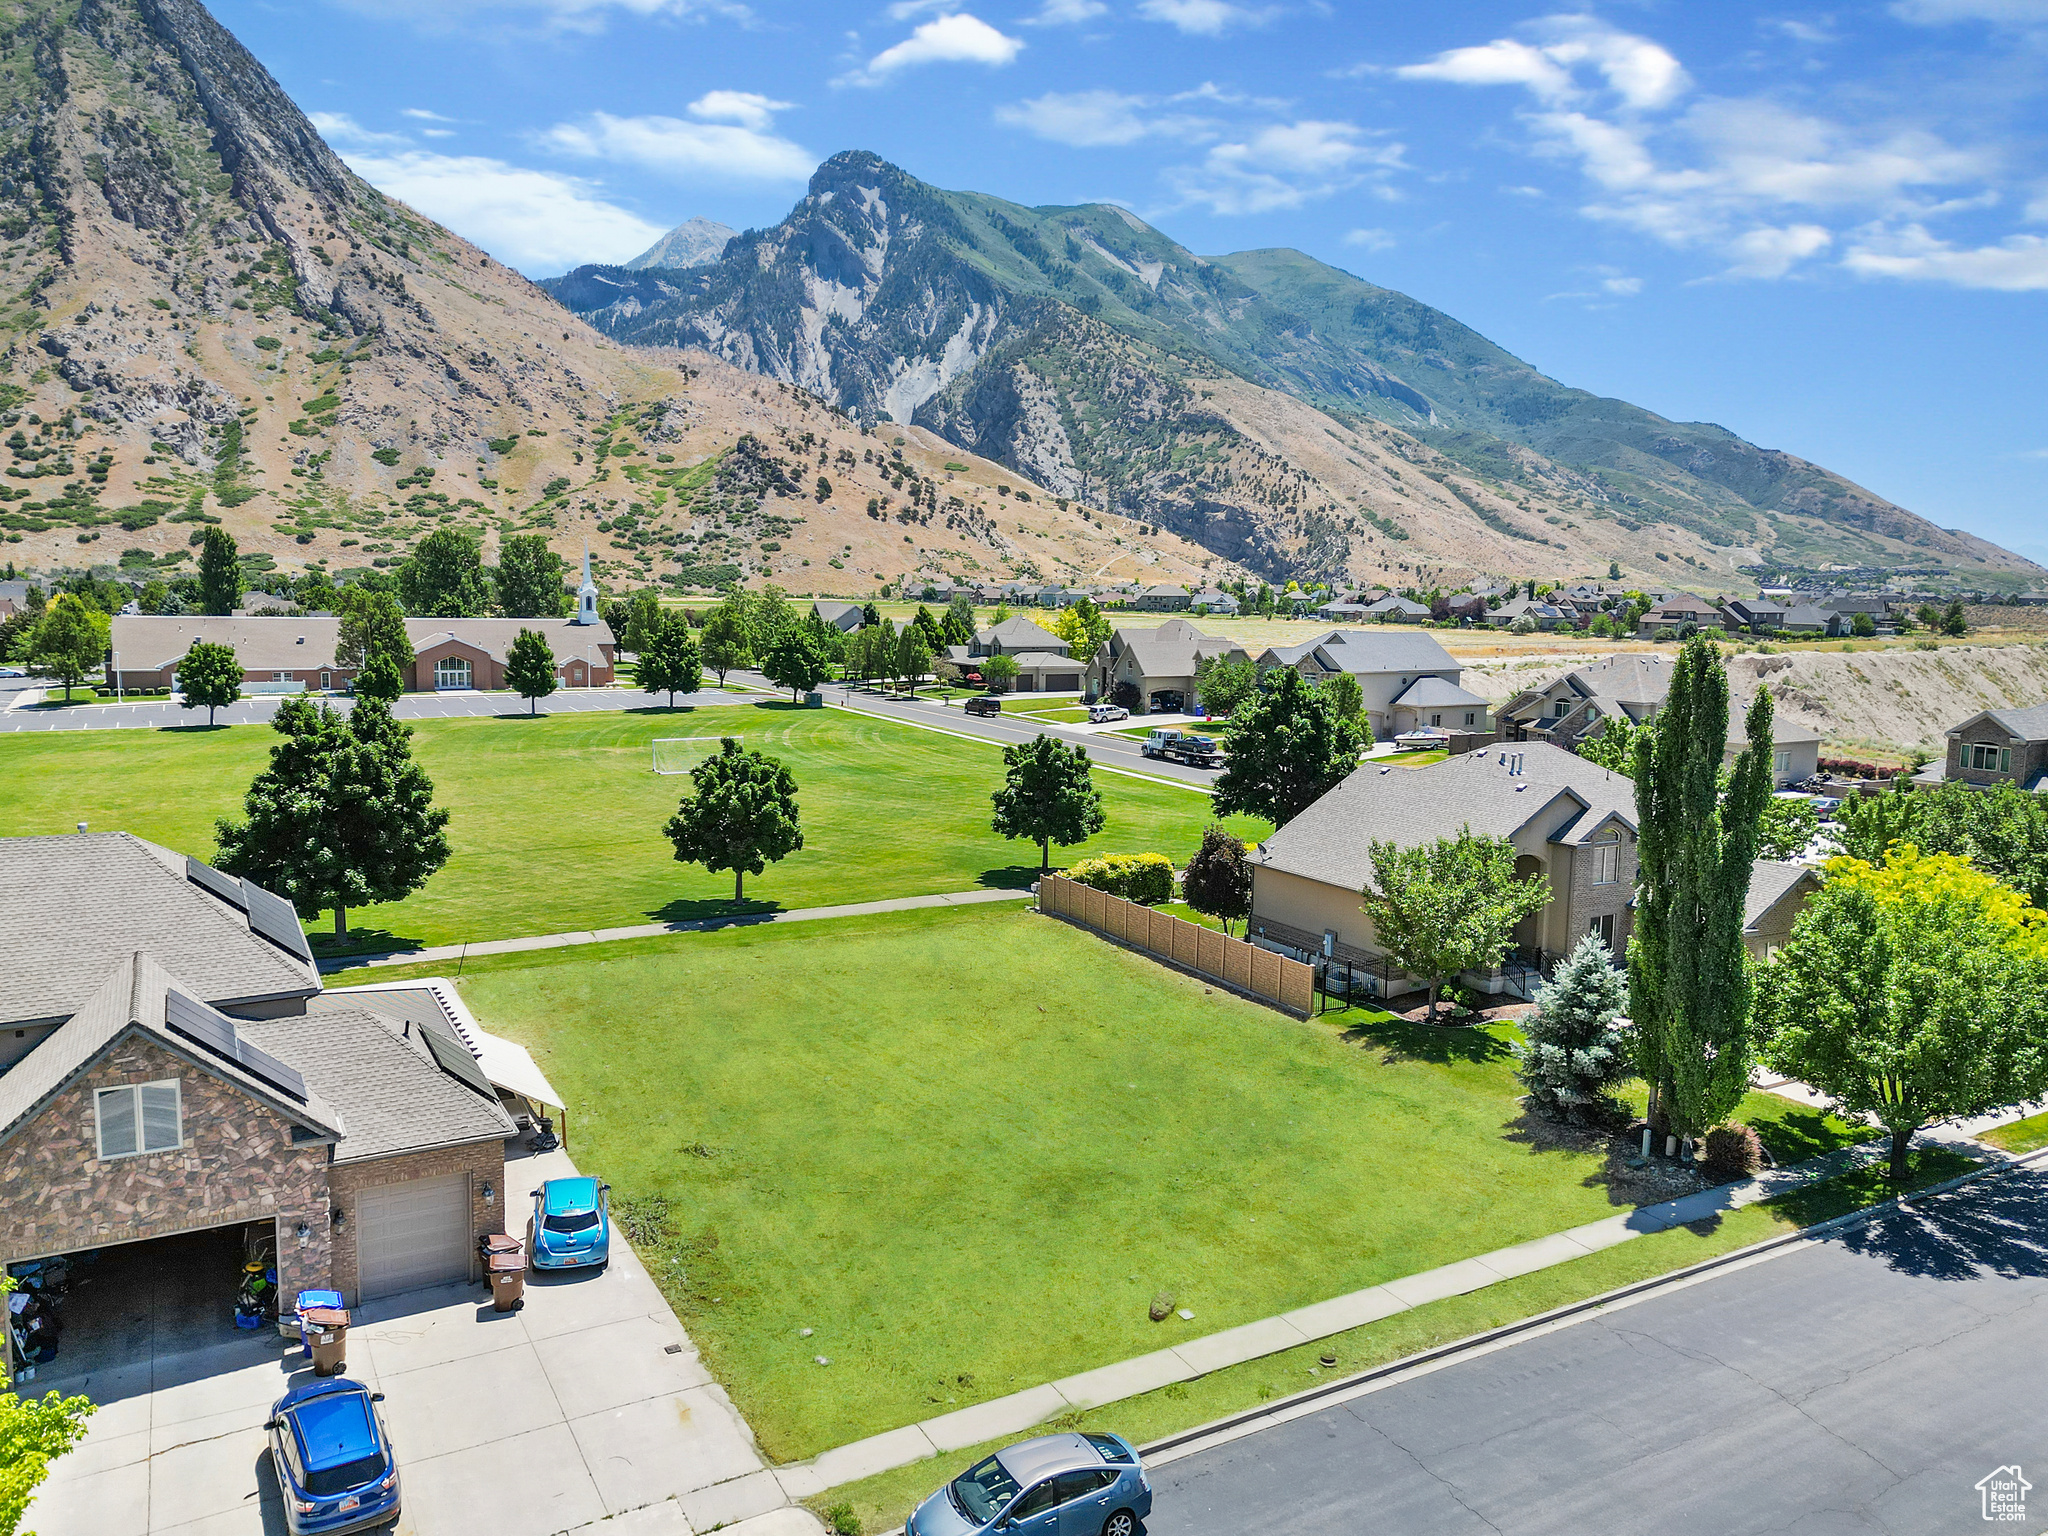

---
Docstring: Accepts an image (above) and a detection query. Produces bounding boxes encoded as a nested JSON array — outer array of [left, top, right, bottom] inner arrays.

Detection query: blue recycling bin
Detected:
[[294, 1289, 345, 1354]]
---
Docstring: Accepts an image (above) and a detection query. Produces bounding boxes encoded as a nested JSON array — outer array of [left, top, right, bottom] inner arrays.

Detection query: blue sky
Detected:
[[216, 0, 2048, 561]]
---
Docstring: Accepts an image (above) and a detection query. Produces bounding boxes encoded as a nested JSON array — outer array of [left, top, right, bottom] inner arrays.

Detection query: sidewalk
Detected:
[[770, 1111, 2033, 1501], [319, 887, 1036, 972]]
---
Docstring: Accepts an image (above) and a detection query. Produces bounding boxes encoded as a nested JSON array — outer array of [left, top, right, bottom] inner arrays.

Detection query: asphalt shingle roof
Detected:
[[1982, 702, 2048, 741], [109, 616, 615, 672], [1394, 677, 1490, 709], [1744, 862, 1820, 932], [1310, 629, 1461, 674], [1256, 742, 1637, 892], [0, 834, 320, 1027]]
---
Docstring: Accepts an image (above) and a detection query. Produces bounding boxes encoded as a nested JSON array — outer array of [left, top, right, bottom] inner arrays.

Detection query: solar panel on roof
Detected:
[[185, 856, 251, 912], [419, 1023, 495, 1100], [240, 881, 314, 963], [234, 1037, 309, 1102], [164, 989, 239, 1059]]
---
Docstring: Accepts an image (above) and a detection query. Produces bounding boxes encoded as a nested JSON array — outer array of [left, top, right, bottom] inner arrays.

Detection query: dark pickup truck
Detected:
[[964, 696, 1003, 717]]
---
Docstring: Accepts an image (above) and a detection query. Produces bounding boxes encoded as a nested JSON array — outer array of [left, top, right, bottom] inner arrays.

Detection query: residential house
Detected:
[[1728, 718, 1823, 787], [1247, 744, 1640, 999], [1088, 618, 1249, 714], [0, 834, 542, 1319], [811, 600, 864, 632], [1909, 701, 2048, 793], [1391, 676, 1494, 738], [1255, 629, 1481, 741], [1133, 584, 1191, 612], [1779, 604, 1845, 637], [1189, 589, 1240, 616], [1315, 601, 1377, 623], [971, 616, 1067, 658], [1364, 595, 1432, 623], [1498, 654, 1674, 751], [1000, 652, 1087, 694], [1743, 862, 1824, 961], [1722, 598, 1790, 633], [1487, 597, 1571, 631], [1634, 591, 1724, 638]]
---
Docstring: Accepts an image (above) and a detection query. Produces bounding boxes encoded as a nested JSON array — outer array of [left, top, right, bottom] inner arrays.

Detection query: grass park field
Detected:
[[0, 702, 1265, 952], [337, 902, 1875, 1465]]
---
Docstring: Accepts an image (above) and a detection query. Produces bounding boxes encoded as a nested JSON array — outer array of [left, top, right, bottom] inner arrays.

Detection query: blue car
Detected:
[[265, 1377, 400, 1535], [908, 1432, 1152, 1536], [530, 1175, 611, 1270]]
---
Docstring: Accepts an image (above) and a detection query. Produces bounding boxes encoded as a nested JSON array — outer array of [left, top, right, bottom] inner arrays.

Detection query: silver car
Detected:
[[907, 1432, 1152, 1536]]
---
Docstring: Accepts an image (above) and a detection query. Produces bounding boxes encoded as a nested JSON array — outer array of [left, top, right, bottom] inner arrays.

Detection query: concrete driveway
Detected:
[[27, 1148, 815, 1536]]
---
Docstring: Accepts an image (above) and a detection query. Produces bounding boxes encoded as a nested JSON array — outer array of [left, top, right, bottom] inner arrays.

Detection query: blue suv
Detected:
[[908, 1432, 1151, 1536], [265, 1377, 400, 1534], [530, 1175, 611, 1270]]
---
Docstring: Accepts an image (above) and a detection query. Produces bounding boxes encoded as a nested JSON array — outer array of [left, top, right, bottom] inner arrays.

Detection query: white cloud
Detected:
[[1137, 0, 1271, 34], [310, 111, 410, 148], [332, 0, 748, 33], [1168, 120, 1405, 214], [422, 129, 457, 139], [1397, 17, 1688, 111], [1720, 224, 1832, 277], [1343, 227, 1395, 250], [336, 149, 666, 273], [539, 110, 813, 180], [686, 90, 793, 131], [995, 89, 1215, 147], [1022, 0, 1107, 23], [847, 13, 1023, 84], [400, 108, 459, 123], [1601, 273, 1643, 294], [1842, 225, 2048, 288]]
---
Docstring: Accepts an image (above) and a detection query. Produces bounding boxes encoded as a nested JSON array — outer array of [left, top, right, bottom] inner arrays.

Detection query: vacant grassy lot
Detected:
[[0, 704, 1261, 951], [348, 901, 1865, 1463]]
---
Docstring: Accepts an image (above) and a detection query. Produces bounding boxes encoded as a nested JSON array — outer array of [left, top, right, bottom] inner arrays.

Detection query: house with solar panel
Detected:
[[0, 833, 564, 1352]]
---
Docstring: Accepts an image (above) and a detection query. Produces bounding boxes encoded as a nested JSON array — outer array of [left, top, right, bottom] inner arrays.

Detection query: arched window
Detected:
[[1591, 826, 1622, 885], [434, 656, 473, 691]]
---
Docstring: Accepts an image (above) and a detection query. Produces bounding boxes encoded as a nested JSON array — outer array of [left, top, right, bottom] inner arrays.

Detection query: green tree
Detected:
[[1631, 636, 1775, 1142], [991, 733, 1106, 871], [912, 605, 945, 651], [177, 640, 242, 726], [1361, 829, 1551, 1022], [1755, 793, 1819, 861], [399, 529, 492, 617], [1182, 824, 1252, 935], [505, 628, 558, 715], [1849, 611, 1876, 638], [1317, 670, 1365, 732], [895, 625, 933, 695], [1608, 561, 1621, 581], [860, 600, 882, 627], [637, 611, 703, 707], [980, 653, 1020, 694], [495, 535, 569, 618], [663, 738, 803, 901], [214, 697, 451, 938], [1577, 714, 1655, 774], [354, 650, 404, 704], [700, 595, 755, 685], [1213, 668, 1362, 828], [293, 568, 337, 613], [24, 596, 108, 701], [763, 627, 829, 700], [1757, 847, 2048, 1180], [0, 1335, 95, 1536], [335, 586, 414, 682], [197, 525, 242, 615], [622, 589, 664, 654], [1941, 597, 1969, 637], [1051, 596, 1112, 659], [1514, 931, 1631, 1120], [752, 584, 796, 648], [1194, 653, 1259, 718], [942, 595, 977, 646], [1838, 778, 2048, 908]]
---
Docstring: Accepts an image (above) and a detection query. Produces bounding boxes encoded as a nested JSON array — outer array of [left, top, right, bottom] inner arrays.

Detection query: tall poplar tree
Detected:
[[1630, 635, 1774, 1142], [197, 526, 242, 615]]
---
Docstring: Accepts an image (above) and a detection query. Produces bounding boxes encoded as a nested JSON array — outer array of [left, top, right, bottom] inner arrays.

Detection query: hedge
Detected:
[[1064, 852, 1175, 906]]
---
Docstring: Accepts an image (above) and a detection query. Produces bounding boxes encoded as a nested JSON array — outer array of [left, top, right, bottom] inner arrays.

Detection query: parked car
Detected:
[[266, 1377, 400, 1535], [907, 1432, 1152, 1536], [964, 696, 1003, 717], [0, 667, 24, 678], [1141, 729, 1226, 768], [1086, 703, 1129, 723], [529, 1175, 611, 1271], [1811, 796, 1844, 818]]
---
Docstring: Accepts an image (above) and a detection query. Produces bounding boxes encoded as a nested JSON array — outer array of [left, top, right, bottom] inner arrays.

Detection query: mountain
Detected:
[[624, 217, 735, 272], [0, 6, 1180, 595], [546, 151, 2040, 589]]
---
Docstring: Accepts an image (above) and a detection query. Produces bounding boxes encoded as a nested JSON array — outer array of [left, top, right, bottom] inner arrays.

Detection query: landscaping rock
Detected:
[[1177, 1308, 1194, 1321], [1149, 1292, 1175, 1322]]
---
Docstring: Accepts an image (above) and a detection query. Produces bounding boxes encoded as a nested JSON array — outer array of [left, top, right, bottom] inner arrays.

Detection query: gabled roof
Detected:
[[0, 952, 343, 1150], [1256, 742, 1637, 892], [1948, 702, 2048, 742], [0, 834, 321, 1028], [1781, 605, 1835, 627], [1307, 628, 1460, 675], [976, 616, 1064, 650], [1394, 676, 1490, 709], [1364, 595, 1431, 615], [108, 615, 617, 672], [1743, 862, 1822, 933]]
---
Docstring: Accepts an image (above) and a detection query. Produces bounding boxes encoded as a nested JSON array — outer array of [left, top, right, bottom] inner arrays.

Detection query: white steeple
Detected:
[[574, 543, 599, 626]]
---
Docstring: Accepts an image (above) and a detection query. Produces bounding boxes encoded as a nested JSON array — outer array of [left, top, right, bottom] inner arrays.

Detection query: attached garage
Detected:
[[356, 1172, 474, 1300]]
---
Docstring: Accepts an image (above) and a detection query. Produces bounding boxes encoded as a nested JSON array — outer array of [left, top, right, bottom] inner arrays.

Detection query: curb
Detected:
[[1136, 1140, 2048, 1462]]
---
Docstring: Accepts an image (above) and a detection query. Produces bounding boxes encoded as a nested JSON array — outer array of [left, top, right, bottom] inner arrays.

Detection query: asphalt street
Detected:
[[0, 682, 760, 732], [1149, 1163, 2048, 1536]]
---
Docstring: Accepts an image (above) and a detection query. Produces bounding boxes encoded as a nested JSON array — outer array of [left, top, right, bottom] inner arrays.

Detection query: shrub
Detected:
[[253, 335, 281, 351], [486, 436, 520, 454], [825, 1502, 861, 1536], [371, 447, 401, 466], [1653, 626, 1679, 642], [1065, 852, 1175, 906], [1700, 1124, 1764, 1182]]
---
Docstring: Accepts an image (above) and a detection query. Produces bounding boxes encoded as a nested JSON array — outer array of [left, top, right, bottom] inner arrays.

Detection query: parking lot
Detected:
[[26, 1148, 809, 1536]]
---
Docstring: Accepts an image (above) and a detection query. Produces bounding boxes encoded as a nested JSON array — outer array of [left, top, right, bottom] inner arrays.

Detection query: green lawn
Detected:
[[1388, 748, 1451, 768], [341, 902, 1797, 1463], [1981, 1110, 2048, 1155], [0, 704, 1262, 953], [1615, 1084, 1871, 1166]]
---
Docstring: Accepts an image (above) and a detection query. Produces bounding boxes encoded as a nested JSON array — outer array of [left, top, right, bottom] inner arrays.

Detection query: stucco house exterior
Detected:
[[1908, 701, 2048, 793], [1255, 629, 1480, 741], [1086, 619, 1249, 714], [1498, 654, 1673, 751], [970, 617, 1067, 658], [1728, 718, 1823, 787], [1133, 584, 1192, 612], [1247, 744, 1641, 1000]]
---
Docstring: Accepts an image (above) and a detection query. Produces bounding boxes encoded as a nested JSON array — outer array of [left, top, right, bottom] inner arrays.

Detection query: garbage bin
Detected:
[[302, 1305, 350, 1376], [487, 1251, 525, 1312]]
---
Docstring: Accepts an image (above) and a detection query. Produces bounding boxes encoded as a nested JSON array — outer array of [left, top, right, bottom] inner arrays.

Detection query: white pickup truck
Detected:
[[1141, 729, 1226, 768]]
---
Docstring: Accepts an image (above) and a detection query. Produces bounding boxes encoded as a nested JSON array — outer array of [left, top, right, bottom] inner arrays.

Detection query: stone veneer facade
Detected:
[[0, 1034, 332, 1300], [326, 1139, 506, 1304]]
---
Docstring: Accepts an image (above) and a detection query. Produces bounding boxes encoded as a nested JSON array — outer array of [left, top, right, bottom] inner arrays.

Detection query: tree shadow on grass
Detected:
[[1751, 1108, 1866, 1165], [162, 722, 235, 732], [492, 711, 553, 721], [977, 864, 1045, 891], [309, 925, 427, 959], [749, 699, 810, 711], [1343, 1016, 1514, 1067], [645, 895, 786, 928], [625, 704, 699, 715]]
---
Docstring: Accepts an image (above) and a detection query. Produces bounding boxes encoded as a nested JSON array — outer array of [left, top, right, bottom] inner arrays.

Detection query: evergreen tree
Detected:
[[495, 535, 569, 618], [177, 640, 242, 725], [1213, 668, 1362, 827], [399, 528, 492, 617], [699, 600, 754, 685], [663, 738, 804, 902], [1631, 635, 1774, 1142], [637, 611, 703, 707], [505, 627, 558, 714], [197, 526, 242, 615], [355, 650, 405, 703], [991, 733, 1105, 871], [942, 594, 977, 646], [861, 600, 882, 627], [912, 605, 945, 650], [1941, 597, 1969, 637], [763, 627, 830, 700], [215, 697, 451, 938], [24, 595, 108, 701], [1515, 932, 1631, 1120], [1182, 825, 1252, 935]]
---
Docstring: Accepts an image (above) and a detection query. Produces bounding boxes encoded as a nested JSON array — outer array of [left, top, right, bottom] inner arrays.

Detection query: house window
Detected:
[[1464, 711, 1478, 727], [434, 657, 473, 690], [1552, 699, 1569, 717], [1590, 827, 1621, 885], [272, 671, 292, 683], [95, 1080, 181, 1159], [1431, 713, 1443, 727], [1967, 743, 2011, 773], [1588, 913, 1616, 949]]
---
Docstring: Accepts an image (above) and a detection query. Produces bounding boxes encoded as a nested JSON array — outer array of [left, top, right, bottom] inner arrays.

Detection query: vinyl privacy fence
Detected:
[[1036, 874, 1315, 1017]]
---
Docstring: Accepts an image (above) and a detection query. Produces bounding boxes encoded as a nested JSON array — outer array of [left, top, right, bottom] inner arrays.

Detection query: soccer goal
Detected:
[[651, 737, 728, 776]]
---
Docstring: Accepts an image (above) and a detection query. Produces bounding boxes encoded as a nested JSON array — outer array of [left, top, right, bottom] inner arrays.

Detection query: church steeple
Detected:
[[573, 544, 599, 625]]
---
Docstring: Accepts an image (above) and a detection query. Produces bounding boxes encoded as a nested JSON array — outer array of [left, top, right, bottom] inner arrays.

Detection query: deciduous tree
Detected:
[[24, 595, 108, 701], [197, 525, 242, 615], [1182, 825, 1252, 935], [0, 1328, 95, 1536], [663, 738, 803, 902], [1194, 654, 1259, 718], [1361, 830, 1550, 1022], [992, 733, 1105, 871], [177, 640, 242, 726], [1317, 670, 1364, 732], [399, 529, 491, 617], [335, 587, 414, 681], [763, 627, 830, 700], [1213, 668, 1361, 828], [1839, 779, 2048, 908], [1051, 596, 1112, 660], [495, 535, 569, 618], [637, 611, 703, 707], [699, 600, 754, 686], [505, 628, 558, 715], [895, 625, 933, 696], [979, 653, 1020, 694]]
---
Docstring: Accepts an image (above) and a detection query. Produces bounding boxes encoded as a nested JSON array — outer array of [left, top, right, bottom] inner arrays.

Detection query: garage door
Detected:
[[356, 1173, 471, 1300]]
